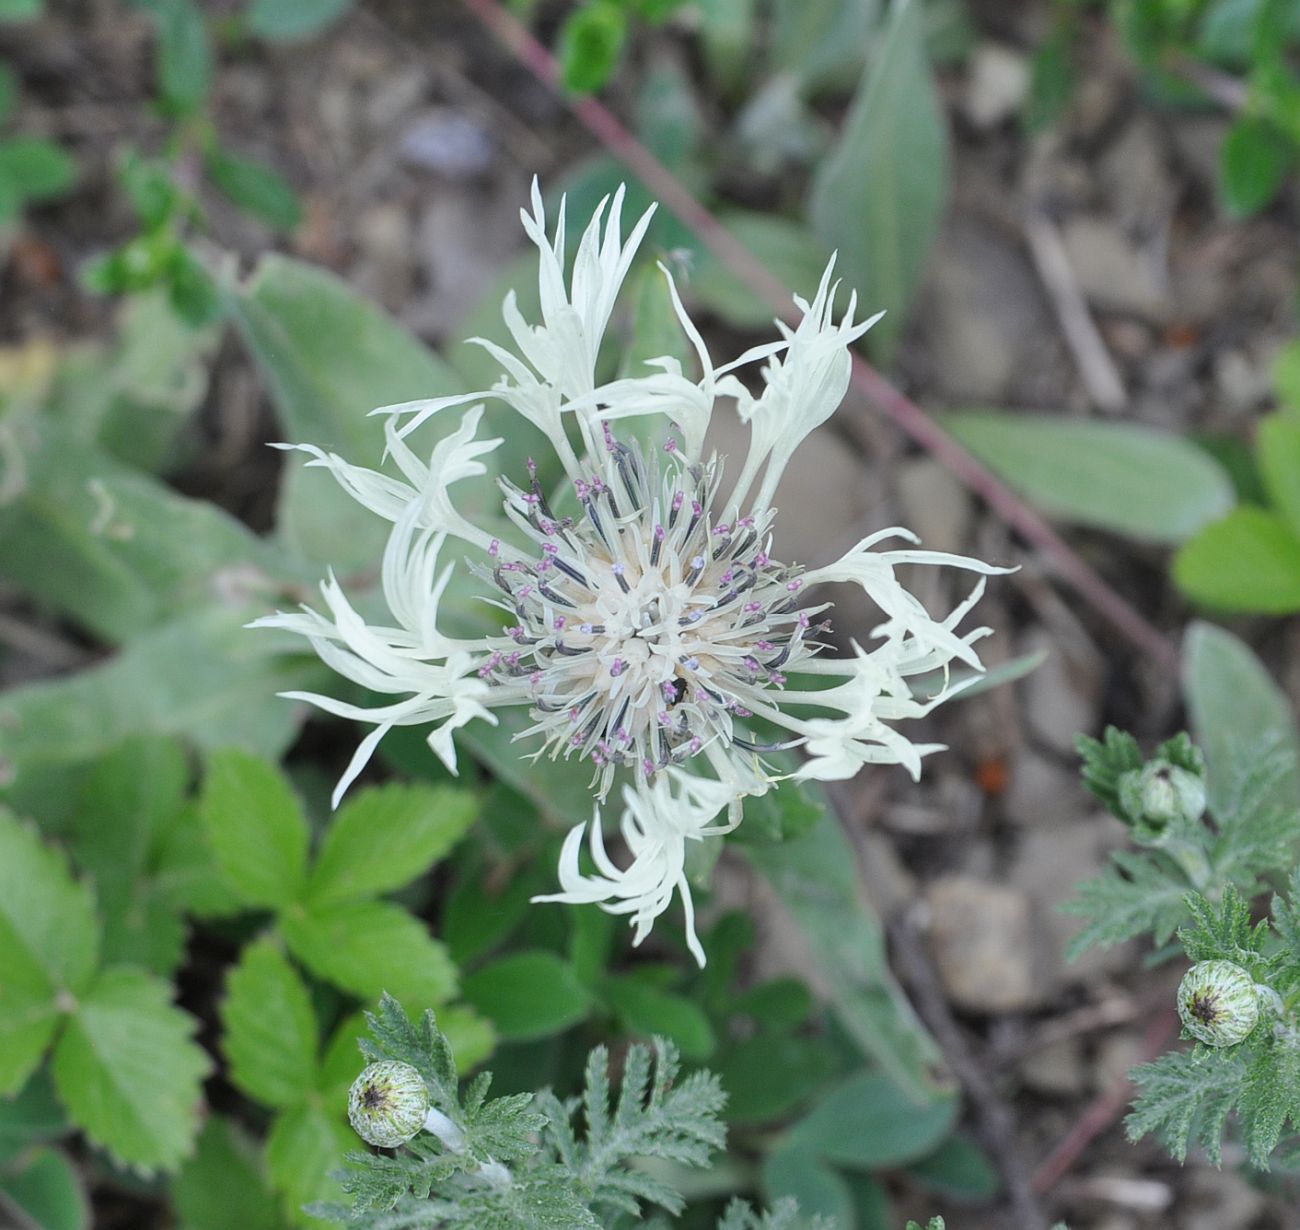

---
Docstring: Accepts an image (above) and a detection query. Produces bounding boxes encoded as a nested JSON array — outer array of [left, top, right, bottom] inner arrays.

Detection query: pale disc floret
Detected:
[[348, 1061, 431, 1147], [1177, 960, 1261, 1047], [253, 178, 1014, 963]]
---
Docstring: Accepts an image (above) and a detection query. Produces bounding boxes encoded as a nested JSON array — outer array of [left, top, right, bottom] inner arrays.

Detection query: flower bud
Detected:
[[348, 1061, 430, 1147], [1177, 960, 1260, 1047], [1118, 760, 1206, 837]]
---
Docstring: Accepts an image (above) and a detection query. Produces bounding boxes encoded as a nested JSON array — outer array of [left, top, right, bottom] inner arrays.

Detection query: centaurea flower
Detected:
[[254, 181, 1010, 962]]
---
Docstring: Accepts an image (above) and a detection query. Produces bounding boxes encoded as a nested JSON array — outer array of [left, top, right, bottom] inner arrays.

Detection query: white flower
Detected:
[[254, 179, 1012, 962]]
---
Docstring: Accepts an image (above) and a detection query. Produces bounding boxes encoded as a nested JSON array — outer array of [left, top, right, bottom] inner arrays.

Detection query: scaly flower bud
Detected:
[[1177, 960, 1261, 1047], [348, 1061, 430, 1147], [1119, 759, 1207, 839]]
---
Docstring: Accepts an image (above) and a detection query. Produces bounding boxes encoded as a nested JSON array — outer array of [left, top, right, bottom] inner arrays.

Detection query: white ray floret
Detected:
[[253, 179, 1012, 963]]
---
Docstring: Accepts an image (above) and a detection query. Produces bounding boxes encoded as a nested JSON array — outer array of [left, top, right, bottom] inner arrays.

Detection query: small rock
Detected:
[[399, 109, 494, 179], [917, 217, 1061, 404], [353, 203, 414, 311], [926, 875, 1042, 1013], [1060, 216, 1168, 318], [1094, 1031, 1144, 1091], [1020, 1036, 1089, 1097], [962, 43, 1030, 130], [1010, 820, 1132, 986], [857, 830, 915, 916], [1213, 347, 1275, 414], [895, 457, 972, 556], [1100, 116, 1175, 234], [1019, 628, 1101, 756]]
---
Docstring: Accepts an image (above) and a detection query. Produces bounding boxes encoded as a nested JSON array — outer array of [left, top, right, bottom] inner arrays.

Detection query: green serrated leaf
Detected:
[[1276, 340, 1300, 412], [265, 1103, 352, 1226], [791, 1071, 958, 1169], [604, 976, 716, 1060], [201, 750, 310, 909], [0, 137, 77, 205], [0, 812, 99, 1095], [762, 1142, 853, 1228], [316, 1011, 370, 1103], [715, 1033, 838, 1126], [51, 967, 210, 1173], [222, 939, 319, 1109], [306, 784, 477, 908], [1174, 506, 1300, 613], [0, 1147, 88, 1230], [943, 411, 1237, 544], [905, 1134, 999, 1201], [461, 952, 593, 1041], [152, 801, 243, 920], [0, 1072, 66, 1165], [0, 66, 16, 125], [172, 1116, 286, 1230], [808, 0, 947, 364], [1257, 412, 1300, 535], [558, 1, 628, 95], [68, 738, 192, 973], [281, 898, 459, 1007], [1221, 115, 1293, 216]]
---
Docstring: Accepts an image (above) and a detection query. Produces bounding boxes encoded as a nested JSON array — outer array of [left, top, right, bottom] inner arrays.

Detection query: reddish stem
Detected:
[[1031, 1008, 1179, 1194], [460, 0, 1179, 672]]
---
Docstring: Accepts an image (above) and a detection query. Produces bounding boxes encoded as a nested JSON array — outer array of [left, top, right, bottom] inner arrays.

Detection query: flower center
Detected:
[[475, 432, 827, 797]]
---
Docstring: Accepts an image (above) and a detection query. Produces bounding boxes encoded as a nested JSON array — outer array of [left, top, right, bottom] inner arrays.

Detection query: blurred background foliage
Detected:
[[0, 0, 1297, 1227]]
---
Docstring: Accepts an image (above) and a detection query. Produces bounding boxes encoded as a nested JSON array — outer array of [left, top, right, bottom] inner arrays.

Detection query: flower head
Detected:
[[254, 180, 1011, 962], [1177, 960, 1264, 1047], [348, 1061, 431, 1147]]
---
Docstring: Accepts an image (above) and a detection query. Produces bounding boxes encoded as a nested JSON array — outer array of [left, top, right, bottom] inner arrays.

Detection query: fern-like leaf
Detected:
[[1126, 1048, 1245, 1164]]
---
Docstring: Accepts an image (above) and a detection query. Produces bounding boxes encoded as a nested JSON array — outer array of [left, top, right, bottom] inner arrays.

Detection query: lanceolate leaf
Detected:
[[942, 411, 1236, 544], [1183, 621, 1300, 820], [0, 608, 328, 778], [201, 750, 310, 910], [0, 813, 98, 1095], [739, 804, 947, 1103], [221, 939, 320, 1110], [51, 967, 210, 1173], [231, 254, 467, 571], [0, 423, 296, 644], [305, 784, 478, 908], [809, 0, 948, 364]]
